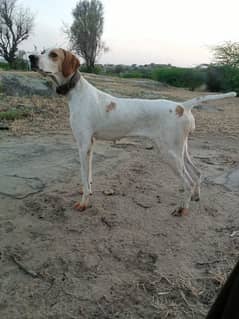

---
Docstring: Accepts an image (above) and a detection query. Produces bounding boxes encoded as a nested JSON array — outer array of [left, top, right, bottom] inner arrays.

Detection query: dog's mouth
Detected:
[[28, 55, 39, 72], [28, 56, 52, 76], [38, 70, 60, 86], [38, 70, 52, 76]]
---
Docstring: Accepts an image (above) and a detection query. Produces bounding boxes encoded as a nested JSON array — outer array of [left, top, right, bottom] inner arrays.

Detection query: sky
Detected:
[[19, 0, 239, 67]]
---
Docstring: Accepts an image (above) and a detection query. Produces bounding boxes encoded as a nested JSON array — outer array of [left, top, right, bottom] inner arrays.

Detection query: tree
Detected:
[[0, 0, 34, 66], [68, 0, 107, 71], [212, 41, 239, 68]]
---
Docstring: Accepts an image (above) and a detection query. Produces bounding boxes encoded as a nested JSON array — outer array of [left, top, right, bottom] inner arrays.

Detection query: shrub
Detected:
[[80, 64, 103, 74], [121, 71, 145, 79], [0, 62, 11, 70], [152, 67, 206, 90], [206, 65, 239, 94], [12, 58, 29, 70], [0, 58, 29, 71], [206, 66, 224, 92], [0, 108, 30, 121], [121, 69, 152, 79]]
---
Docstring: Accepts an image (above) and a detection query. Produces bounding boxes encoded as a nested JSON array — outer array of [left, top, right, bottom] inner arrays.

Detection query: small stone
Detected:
[[103, 189, 115, 196], [0, 122, 9, 130], [145, 145, 154, 150]]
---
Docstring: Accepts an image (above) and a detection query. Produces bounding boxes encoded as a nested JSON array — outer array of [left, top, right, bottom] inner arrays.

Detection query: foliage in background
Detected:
[[0, 61, 11, 70], [151, 67, 206, 91], [0, 108, 30, 120], [0, 58, 28, 70], [208, 41, 239, 94], [0, 0, 34, 67], [212, 42, 239, 68], [206, 65, 239, 94], [67, 0, 107, 72]]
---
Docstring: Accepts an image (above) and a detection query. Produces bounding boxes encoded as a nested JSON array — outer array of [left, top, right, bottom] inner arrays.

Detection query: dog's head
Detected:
[[29, 48, 80, 85]]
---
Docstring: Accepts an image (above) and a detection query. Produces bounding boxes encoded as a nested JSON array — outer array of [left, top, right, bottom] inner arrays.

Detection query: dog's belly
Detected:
[[94, 116, 161, 141]]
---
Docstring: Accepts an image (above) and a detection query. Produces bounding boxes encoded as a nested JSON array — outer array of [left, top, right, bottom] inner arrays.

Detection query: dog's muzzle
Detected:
[[28, 55, 39, 71]]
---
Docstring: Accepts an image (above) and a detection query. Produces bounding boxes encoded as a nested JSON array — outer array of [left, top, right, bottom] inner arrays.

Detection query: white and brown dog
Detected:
[[29, 49, 236, 216]]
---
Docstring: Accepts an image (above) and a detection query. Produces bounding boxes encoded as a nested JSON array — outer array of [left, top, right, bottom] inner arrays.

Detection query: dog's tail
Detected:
[[183, 92, 237, 110]]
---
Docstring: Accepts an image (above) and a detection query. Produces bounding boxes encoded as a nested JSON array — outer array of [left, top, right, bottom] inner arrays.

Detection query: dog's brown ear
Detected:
[[62, 50, 80, 77]]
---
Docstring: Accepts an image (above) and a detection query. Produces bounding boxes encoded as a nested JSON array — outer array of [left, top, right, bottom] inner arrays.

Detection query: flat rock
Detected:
[[0, 175, 45, 199], [209, 167, 239, 191], [0, 73, 55, 97]]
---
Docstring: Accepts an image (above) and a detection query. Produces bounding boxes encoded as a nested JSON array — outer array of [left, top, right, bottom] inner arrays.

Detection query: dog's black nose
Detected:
[[28, 55, 39, 71]]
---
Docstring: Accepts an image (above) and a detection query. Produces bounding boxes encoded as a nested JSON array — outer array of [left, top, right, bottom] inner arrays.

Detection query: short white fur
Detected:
[[38, 49, 236, 214]]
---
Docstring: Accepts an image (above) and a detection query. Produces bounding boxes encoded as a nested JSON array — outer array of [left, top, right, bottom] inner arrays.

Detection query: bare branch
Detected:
[[212, 41, 239, 68], [0, 0, 34, 65]]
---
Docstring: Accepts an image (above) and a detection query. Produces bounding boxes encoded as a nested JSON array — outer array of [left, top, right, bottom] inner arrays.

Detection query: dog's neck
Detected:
[[56, 71, 81, 95]]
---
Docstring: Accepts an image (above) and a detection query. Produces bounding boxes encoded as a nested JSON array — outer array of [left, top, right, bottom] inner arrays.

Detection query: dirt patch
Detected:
[[0, 73, 239, 318]]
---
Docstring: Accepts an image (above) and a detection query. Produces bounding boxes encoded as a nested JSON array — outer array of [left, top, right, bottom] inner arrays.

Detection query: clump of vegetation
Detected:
[[212, 41, 239, 68], [206, 65, 239, 94], [151, 67, 206, 91], [0, 62, 11, 70], [0, 59, 29, 71], [0, 107, 30, 121]]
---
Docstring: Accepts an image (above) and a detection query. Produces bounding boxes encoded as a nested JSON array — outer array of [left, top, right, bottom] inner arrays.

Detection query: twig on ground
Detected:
[[97, 301, 107, 316], [180, 290, 195, 318], [101, 216, 113, 229], [230, 230, 239, 237], [10, 254, 38, 278]]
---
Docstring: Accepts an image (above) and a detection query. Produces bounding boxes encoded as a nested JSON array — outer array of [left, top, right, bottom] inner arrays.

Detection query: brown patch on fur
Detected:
[[50, 48, 80, 78], [106, 102, 117, 112], [175, 105, 184, 117], [62, 50, 80, 77], [172, 207, 189, 217]]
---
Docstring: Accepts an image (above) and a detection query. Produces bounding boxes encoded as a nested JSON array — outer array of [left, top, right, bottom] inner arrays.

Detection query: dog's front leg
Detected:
[[74, 139, 92, 211], [88, 137, 95, 195]]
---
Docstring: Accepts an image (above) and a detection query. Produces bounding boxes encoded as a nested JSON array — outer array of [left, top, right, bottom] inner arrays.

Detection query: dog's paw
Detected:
[[73, 201, 87, 211], [191, 193, 200, 202], [172, 207, 189, 217]]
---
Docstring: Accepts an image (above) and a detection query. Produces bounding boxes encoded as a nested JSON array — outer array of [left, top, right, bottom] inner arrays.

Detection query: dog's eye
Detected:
[[49, 51, 58, 58]]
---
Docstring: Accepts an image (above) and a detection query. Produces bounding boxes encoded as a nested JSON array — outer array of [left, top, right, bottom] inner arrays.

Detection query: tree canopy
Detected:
[[68, 0, 107, 71]]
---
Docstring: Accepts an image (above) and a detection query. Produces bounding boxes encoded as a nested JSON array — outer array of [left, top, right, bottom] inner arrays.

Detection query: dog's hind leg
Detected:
[[155, 138, 195, 216], [184, 140, 201, 201], [168, 149, 195, 216]]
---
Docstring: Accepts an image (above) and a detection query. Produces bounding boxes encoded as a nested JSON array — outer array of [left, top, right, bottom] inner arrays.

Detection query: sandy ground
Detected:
[[0, 74, 239, 319]]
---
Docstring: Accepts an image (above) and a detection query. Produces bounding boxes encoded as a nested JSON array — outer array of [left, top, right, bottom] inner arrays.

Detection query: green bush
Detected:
[[206, 65, 239, 94], [11, 58, 29, 70], [80, 64, 103, 74], [0, 58, 29, 71], [121, 71, 145, 79], [152, 67, 206, 90], [0, 62, 11, 70], [121, 69, 152, 79], [0, 108, 30, 121]]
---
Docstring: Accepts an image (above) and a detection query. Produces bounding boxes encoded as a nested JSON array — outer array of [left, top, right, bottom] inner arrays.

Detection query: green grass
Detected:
[[0, 59, 28, 71], [0, 108, 30, 121], [0, 62, 11, 71]]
